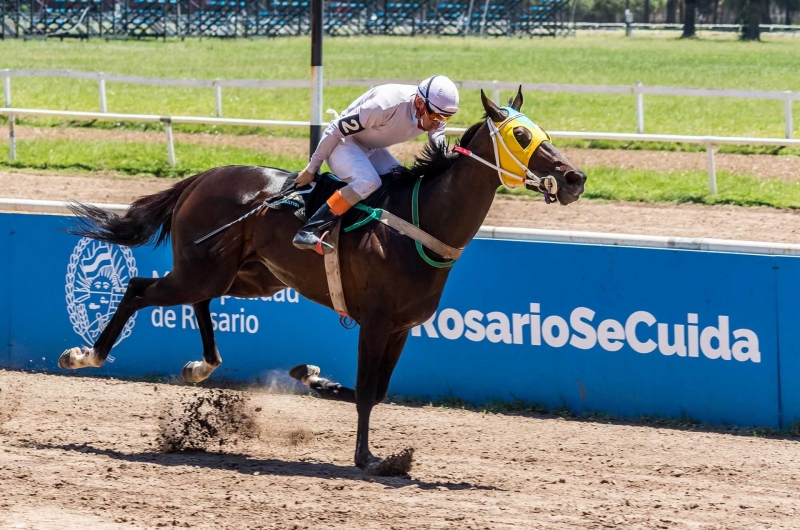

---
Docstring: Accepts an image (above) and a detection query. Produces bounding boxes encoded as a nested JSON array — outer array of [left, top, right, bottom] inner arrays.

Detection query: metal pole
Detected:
[[624, 0, 632, 36], [706, 142, 717, 195], [215, 81, 223, 117], [465, 0, 475, 34], [310, 0, 323, 156], [785, 93, 793, 139], [4, 75, 15, 161], [162, 118, 176, 166], [635, 81, 644, 134], [480, 0, 491, 35], [99, 76, 107, 113], [492, 80, 500, 105]]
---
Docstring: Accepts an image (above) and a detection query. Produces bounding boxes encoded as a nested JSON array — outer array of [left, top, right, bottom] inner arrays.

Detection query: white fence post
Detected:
[[706, 142, 717, 195], [99, 75, 108, 113], [636, 81, 644, 134], [214, 81, 223, 118], [162, 118, 176, 166], [4, 74, 15, 161], [492, 80, 500, 105], [785, 92, 793, 139]]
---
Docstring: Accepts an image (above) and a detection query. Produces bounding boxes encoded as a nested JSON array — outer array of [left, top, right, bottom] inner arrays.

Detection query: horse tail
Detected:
[[66, 173, 202, 248]]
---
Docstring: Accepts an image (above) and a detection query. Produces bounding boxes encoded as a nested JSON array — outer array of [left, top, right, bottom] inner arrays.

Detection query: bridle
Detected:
[[454, 111, 561, 205]]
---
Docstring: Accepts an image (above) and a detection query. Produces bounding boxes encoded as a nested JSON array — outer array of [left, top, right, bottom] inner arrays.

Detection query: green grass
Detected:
[[557, 138, 800, 157], [499, 167, 800, 209], [1, 34, 799, 137], [5, 137, 799, 209], [1, 139, 308, 178]]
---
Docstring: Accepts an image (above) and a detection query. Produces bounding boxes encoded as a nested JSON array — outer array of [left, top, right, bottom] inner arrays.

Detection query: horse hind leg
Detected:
[[60, 268, 236, 373], [59, 277, 158, 369], [181, 299, 221, 383], [182, 263, 286, 383]]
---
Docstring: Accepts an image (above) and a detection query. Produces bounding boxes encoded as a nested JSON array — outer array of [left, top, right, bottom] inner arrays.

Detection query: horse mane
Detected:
[[385, 120, 484, 185]]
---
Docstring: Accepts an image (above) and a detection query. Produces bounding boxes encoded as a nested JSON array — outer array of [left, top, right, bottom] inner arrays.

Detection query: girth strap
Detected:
[[344, 204, 464, 260], [345, 205, 463, 262], [323, 219, 350, 317], [341, 177, 463, 268]]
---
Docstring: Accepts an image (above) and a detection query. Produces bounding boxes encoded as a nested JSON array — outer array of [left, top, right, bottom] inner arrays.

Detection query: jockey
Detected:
[[292, 75, 460, 254]]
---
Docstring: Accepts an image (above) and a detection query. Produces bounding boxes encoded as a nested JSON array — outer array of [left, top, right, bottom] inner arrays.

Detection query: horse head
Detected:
[[479, 87, 586, 206]]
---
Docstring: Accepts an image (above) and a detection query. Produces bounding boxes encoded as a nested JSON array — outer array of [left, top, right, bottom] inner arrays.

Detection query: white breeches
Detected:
[[327, 140, 401, 203]]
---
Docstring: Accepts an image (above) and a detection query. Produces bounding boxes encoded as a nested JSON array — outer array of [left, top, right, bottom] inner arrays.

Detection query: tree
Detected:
[[682, 0, 698, 37], [774, 0, 799, 23], [741, 0, 761, 40], [762, 0, 773, 22], [667, 0, 677, 22]]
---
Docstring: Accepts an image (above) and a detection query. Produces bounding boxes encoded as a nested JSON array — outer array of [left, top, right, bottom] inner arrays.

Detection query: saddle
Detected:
[[265, 171, 387, 226]]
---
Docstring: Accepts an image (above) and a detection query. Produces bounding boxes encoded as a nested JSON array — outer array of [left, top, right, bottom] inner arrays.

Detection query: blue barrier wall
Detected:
[[1, 212, 799, 428]]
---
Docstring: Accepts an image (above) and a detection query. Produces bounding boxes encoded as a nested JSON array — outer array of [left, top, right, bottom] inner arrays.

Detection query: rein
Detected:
[[455, 114, 559, 205]]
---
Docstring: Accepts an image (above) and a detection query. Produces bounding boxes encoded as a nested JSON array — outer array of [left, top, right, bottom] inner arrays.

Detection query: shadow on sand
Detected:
[[33, 442, 503, 492]]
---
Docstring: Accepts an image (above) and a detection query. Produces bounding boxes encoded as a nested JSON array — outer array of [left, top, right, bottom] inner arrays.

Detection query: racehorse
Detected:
[[60, 89, 586, 474]]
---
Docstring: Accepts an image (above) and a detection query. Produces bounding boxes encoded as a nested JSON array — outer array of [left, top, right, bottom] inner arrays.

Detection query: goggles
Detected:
[[424, 102, 452, 123]]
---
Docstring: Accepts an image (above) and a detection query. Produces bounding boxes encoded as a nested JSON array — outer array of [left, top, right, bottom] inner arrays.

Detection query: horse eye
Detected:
[[513, 127, 532, 149]]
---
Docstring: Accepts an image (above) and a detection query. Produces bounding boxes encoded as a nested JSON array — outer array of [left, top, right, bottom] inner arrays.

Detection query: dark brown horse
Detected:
[[60, 89, 586, 474]]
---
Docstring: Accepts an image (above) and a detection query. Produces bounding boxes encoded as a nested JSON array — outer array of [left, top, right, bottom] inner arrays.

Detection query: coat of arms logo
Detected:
[[65, 238, 138, 348]]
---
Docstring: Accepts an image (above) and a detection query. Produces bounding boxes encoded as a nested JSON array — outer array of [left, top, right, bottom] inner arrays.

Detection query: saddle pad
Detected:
[[265, 171, 348, 222]]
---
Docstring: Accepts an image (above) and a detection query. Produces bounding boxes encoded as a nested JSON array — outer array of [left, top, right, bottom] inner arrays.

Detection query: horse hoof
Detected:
[[58, 347, 99, 369], [363, 448, 415, 477], [182, 360, 214, 384], [289, 364, 320, 385]]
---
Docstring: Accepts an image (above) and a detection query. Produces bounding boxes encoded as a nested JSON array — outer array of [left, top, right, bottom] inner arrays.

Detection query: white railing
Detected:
[[1, 69, 797, 138], [3, 106, 800, 195], [574, 22, 800, 33], [3, 198, 800, 257]]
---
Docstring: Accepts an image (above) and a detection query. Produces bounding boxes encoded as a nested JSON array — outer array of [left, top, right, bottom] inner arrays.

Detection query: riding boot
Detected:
[[292, 202, 340, 254]]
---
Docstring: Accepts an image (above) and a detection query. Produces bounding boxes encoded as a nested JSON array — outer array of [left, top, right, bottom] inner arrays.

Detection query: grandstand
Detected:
[[0, 0, 571, 38]]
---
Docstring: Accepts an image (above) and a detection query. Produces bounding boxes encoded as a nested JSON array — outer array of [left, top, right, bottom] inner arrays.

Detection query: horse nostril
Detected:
[[566, 172, 582, 185]]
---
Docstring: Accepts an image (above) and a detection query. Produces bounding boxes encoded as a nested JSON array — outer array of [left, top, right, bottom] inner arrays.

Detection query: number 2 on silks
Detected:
[[337, 113, 365, 136]]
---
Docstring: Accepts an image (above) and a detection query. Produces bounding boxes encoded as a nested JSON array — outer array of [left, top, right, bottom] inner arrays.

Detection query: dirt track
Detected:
[[1, 370, 799, 529]]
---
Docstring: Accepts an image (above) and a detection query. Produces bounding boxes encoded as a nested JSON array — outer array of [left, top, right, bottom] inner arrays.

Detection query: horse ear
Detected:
[[481, 89, 507, 123], [510, 86, 523, 111]]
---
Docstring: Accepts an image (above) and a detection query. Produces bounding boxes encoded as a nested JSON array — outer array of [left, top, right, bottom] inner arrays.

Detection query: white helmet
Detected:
[[417, 75, 459, 117]]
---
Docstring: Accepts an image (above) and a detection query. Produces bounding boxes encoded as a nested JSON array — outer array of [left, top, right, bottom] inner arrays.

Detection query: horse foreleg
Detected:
[[59, 277, 157, 369], [353, 316, 391, 471], [288, 330, 409, 404], [289, 364, 356, 403], [375, 330, 409, 404], [181, 299, 221, 383]]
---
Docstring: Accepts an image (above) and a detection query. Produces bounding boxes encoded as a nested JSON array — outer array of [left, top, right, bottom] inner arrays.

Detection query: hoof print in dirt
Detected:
[[366, 448, 414, 477]]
